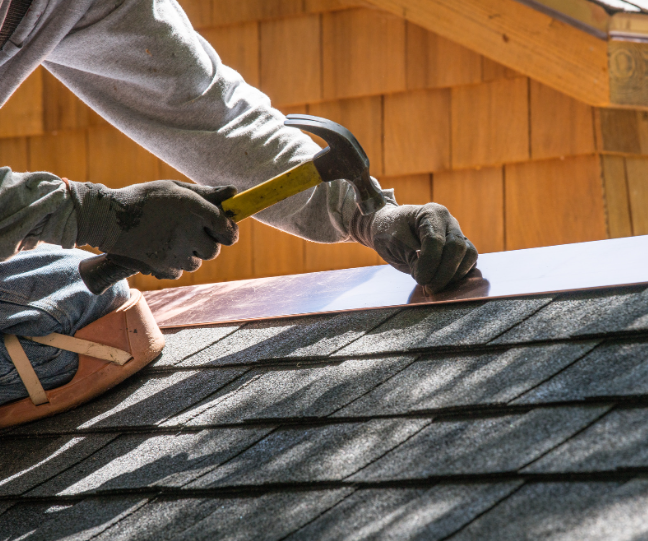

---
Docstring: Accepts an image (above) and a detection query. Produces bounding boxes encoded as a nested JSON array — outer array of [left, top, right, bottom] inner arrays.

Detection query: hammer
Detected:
[[79, 114, 387, 295]]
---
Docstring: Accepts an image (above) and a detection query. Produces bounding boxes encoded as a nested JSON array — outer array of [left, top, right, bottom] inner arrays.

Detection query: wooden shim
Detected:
[[433, 167, 504, 253], [600, 155, 633, 238], [595, 108, 645, 154], [625, 156, 648, 235], [363, 0, 610, 106]]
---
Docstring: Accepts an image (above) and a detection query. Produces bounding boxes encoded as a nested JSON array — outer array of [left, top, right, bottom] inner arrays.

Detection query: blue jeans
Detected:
[[0, 245, 130, 405]]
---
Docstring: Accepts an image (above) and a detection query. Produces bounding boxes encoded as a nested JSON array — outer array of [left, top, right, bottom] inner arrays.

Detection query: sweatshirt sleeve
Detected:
[[0, 167, 77, 260], [41, 0, 393, 244]]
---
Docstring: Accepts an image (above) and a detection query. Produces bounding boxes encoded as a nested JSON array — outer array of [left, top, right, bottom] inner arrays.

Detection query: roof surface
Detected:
[[2, 285, 648, 539]]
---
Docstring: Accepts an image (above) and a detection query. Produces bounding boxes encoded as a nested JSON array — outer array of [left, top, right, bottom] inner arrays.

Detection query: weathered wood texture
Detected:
[[0, 3, 643, 291]]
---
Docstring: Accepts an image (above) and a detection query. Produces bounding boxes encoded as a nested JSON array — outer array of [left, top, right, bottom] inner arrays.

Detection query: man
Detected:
[[0, 0, 478, 404]]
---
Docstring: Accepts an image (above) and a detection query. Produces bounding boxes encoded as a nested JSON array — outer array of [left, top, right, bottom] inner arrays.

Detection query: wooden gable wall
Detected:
[[0, 0, 643, 290]]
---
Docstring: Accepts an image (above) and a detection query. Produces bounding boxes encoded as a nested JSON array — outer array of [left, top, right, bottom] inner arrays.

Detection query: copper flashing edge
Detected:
[[145, 235, 648, 329]]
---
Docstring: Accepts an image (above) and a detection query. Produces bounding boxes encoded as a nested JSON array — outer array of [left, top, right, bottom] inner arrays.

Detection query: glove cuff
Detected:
[[68, 181, 122, 251], [348, 208, 375, 250]]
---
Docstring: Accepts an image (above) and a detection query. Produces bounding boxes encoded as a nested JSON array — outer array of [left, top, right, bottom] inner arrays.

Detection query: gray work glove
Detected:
[[69, 180, 238, 280], [350, 203, 478, 292]]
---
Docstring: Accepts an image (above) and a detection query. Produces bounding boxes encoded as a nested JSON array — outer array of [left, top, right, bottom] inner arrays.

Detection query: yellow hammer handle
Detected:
[[221, 161, 322, 223]]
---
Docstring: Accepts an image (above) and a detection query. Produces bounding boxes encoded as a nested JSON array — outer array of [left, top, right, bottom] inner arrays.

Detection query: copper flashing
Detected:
[[145, 235, 648, 329]]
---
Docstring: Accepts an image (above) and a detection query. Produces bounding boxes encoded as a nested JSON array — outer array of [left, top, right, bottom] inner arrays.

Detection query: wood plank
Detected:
[[251, 220, 306, 276], [212, 0, 302, 26], [625, 157, 648, 235], [384, 88, 450, 175], [202, 22, 260, 87], [88, 127, 158, 188], [305, 241, 379, 272], [28, 131, 88, 181], [309, 96, 384, 176], [43, 71, 91, 132], [600, 155, 633, 238], [481, 57, 522, 82], [505, 155, 607, 250], [322, 8, 406, 100], [379, 174, 432, 205], [530, 79, 595, 160], [0, 138, 28, 171], [177, 0, 213, 29], [406, 22, 482, 90], [305, 0, 368, 12], [432, 167, 504, 253], [594, 108, 648, 155], [451, 78, 529, 169], [0, 69, 44, 138], [260, 15, 321, 106], [527, 0, 609, 36], [362, 0, 610, 106]]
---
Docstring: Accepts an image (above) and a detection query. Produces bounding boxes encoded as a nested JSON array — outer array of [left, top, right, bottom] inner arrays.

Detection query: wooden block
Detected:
[[451, 78, 529, 169], [379, 174, 431, 205], [260, 15, 321, 106], [305, 241, 379, 272], [433, 167, 504, 253], [594, 108, 648, 155], [212, 0, 302, 26], [406, 22, 482, 90], [530, 80, 595, 160], [88, 127, 158, 188], [0, 137, 28, 171], [0, 69, 44, 138], [177, 0, 213, 29], [384, 89, 450, 175], [251, 220, 306, 276], [42, 71, 91, 132], [309, 96, 384, 175], [625, 157, 648, 236], [29, 131, 88, 181], [482, 57, 521, 82], [600, 155, 632, 238], [202, 22, 260, 87], [505, 156, 607, 250], [322, 8, 406, 100]]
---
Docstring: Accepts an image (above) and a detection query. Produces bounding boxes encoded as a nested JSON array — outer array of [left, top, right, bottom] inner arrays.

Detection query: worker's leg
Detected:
[[0, 244, 130, 405]]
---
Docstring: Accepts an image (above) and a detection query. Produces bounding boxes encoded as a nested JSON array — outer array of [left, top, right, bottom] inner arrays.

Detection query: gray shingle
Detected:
[[524, 408, 648, 473], [187, 419, 430, 487], [0, 434, 117, 496], [492, 287, 647, 345], [163, 356, 416, 427], [177, 309, 399, 367], [335, 298, 550, 356], [335, 343, 597, 417], [12, 368, 246, 434], [351, 406, 609, 481], [286, 483, 521, 541], [153, 324, 241, 367], [452, 479, 648, 541], [28, 427, 273, 497], [574, 287, 648, 336], [513, 342, 648, 404]]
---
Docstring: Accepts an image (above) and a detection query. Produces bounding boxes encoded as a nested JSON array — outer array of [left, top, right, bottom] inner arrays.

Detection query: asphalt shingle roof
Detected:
[[2, 285, 648, 538]]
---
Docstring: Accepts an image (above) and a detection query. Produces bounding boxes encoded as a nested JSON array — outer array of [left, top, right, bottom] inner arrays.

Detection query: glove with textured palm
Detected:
[[69, 180, 238, 280], [350, 202, 478, 292]]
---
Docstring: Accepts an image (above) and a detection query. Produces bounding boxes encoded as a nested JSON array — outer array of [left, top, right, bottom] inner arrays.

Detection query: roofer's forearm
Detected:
[[0, 167, 77, 261]]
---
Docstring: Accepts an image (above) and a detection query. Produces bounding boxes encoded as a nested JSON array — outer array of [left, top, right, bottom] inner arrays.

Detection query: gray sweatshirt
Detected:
[[0, 0, 393, 261]]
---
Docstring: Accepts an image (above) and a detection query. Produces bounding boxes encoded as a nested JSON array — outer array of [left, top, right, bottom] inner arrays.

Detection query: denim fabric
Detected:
[[0, 244, 130, 405]]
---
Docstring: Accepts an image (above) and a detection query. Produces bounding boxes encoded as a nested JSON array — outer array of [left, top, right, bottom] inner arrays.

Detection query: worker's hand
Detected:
[[69, 180, 238, 280], [350, 203, 478, 292]]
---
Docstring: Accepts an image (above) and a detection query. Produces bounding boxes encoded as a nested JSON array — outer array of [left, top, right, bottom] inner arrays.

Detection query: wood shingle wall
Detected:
[[0, 0, 642, 290]]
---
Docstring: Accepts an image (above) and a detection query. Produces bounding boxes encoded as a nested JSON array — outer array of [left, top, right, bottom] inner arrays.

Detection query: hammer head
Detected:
[[285, 114, 386, 215]]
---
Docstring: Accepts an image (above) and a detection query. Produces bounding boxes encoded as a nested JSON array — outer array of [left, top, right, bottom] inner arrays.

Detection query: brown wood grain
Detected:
[[451, 78, 529, 169], [0, 137, 28, 171], [28, 131, 88, 181], [305, 241, 380, 272], [212, 0, 302, 27], [260, 15, 321, 106], [482, 57, 522, 82], [595, 109, 648, 155], [406, 22, 482, 90], [202, 22, 260, 87], [379, 174, 432, 205], [43, 71, 91, 132], [0, 69, 44, 139], [251, 220, 306, 276], [530, 80, 595, 160], [309, 96, 384, 176], [600, 155, 633, 238], [625, 157, 648, 236], [505, 155, 607, 250], [384, 88, 450, 175], [433, 167, 504, 253], [177, 0, 213, 28], [322, 8, 406, 100]]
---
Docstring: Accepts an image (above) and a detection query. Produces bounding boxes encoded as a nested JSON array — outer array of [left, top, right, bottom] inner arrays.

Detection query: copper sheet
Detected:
[[145, 235, 648, 328]]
